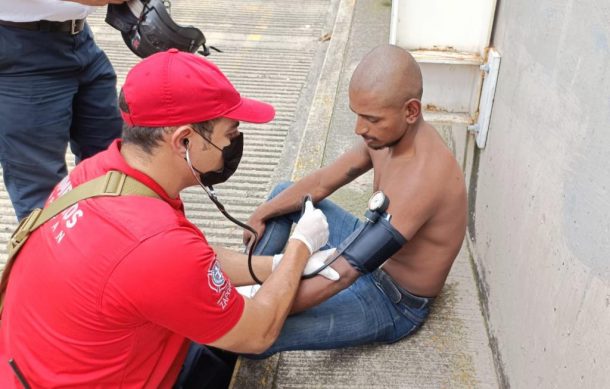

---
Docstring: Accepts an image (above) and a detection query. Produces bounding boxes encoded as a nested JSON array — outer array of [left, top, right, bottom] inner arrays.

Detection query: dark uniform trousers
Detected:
[[0, 22, 122, 220]]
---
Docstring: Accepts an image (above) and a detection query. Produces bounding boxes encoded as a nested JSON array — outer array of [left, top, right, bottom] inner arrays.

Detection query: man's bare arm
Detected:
[[209, 199, 330, 354], [290, 177, 441, 313], [245, 142, 372, 243], [260, 143, 371, 216], [208, 241, 310, 354], [213, 246, 272, 287], [290, 257, 360, 313]]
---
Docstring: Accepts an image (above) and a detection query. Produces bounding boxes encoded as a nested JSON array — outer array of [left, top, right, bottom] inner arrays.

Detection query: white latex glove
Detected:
[[289, 199, 329, 254], [272, 248, 339, 281]]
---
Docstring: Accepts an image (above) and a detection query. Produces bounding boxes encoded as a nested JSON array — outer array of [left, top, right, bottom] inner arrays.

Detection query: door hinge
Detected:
[[469, 48, 501, 148]]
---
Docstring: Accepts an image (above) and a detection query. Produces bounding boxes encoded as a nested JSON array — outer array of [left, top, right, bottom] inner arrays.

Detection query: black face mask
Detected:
[[188, 133, 244, 187]]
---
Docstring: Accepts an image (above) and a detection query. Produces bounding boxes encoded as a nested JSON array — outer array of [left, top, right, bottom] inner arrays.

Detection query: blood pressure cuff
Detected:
[[337, 215, 407, 273]]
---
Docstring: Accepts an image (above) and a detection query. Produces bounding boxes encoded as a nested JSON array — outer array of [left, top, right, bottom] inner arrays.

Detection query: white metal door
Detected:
[[390, 0, 500, 148]]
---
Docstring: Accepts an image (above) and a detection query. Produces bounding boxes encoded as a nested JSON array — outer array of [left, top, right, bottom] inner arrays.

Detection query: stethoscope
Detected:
[[185, 141, 264, 284], [185, 141, 392, 284]]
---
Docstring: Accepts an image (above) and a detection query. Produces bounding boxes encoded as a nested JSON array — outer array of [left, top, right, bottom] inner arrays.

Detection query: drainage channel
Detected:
[[0, 0, 335, 261]]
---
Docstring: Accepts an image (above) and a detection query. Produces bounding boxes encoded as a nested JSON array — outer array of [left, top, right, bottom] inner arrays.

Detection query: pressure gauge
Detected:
[[368, 191, 389, 213]]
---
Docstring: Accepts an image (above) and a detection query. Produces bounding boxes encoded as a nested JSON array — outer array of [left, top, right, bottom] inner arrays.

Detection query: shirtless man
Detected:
[[245, 44, 467, 356]]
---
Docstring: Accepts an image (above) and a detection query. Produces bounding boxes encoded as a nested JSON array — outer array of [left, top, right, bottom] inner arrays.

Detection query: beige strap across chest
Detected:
[[0, 171, 161, 312]]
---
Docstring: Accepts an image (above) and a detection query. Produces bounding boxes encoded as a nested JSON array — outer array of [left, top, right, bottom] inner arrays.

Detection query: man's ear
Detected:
[[170, 125, 194, 154], [403, 98, 421, 124]]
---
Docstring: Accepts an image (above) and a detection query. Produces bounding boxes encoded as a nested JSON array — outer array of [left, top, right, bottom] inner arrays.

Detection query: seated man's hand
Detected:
[[289, 200, 329, 254], [244, 211, 266, 246], [273, 248, 339, 281]]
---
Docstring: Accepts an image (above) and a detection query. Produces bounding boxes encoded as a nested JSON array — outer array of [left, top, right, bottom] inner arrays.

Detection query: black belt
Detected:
[[0, 19, 86, 35], [373, 268, 434, 310]]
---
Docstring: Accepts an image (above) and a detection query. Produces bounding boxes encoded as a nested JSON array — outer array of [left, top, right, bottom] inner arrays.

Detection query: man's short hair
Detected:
[[119, 90, 214, 154]]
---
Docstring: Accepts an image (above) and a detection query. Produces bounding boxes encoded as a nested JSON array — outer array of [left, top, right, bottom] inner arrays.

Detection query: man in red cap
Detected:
[[0, 49, 331, 388]]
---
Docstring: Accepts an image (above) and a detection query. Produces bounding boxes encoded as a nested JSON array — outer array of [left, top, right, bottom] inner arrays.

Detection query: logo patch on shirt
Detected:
[[208, 259, 232, 309], [208, 260, 227, 292]]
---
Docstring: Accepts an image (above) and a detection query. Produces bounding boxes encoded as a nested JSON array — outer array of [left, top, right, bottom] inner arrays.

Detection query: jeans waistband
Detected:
[[373, 268, 434, 310]]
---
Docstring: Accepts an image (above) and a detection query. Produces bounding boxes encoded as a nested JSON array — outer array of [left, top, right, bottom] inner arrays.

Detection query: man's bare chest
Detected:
[[371, 156, 416, 191]]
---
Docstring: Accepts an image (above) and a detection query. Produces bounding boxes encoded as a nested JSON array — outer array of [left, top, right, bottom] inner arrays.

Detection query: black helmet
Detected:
[[105, 0, 210, 58]]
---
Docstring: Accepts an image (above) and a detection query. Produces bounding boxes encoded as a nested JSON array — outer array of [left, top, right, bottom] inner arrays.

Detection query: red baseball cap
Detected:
[[120, 49, 275, 127]]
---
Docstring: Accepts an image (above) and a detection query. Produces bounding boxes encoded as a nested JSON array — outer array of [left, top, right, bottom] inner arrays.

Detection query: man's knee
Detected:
[[268, 181, 293, 199]]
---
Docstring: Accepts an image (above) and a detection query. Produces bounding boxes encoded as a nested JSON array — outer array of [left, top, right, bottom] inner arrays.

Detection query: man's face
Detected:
[[348, 88, 408, 150], [191, 117, 241, 173]]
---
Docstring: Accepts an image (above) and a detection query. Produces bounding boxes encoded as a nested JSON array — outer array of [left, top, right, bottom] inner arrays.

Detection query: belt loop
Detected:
[[375, 270, 402, 304], [415, 299, 427, 310], [68, 19, 84, 35], [376, 269, 433, 310]]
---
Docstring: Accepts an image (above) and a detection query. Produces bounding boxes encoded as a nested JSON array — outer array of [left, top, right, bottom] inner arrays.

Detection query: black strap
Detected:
[[0, 19, 85, 34], [8, 359, 30, 389]]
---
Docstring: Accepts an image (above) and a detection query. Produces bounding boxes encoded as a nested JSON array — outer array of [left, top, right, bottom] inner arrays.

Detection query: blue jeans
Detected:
[[249, 182, 434, 358], [254, 181, 363, 255], [0, 23, 122, 220]]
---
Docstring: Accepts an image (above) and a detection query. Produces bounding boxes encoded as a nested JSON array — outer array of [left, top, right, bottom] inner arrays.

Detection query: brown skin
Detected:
[[245, 45, 467, 313]]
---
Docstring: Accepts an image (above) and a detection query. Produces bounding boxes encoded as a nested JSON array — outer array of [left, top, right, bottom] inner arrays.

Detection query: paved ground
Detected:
[[0, 1, 499, 387]]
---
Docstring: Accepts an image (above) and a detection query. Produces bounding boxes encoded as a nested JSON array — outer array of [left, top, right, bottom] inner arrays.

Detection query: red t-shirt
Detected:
[[0, 140, 244, 388]]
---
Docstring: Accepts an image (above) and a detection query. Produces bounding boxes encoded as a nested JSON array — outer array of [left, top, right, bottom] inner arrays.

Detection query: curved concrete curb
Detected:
[[291, 0, 356, 181]]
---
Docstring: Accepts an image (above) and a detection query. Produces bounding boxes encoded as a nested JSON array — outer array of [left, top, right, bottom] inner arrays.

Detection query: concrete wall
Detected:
[[468, 0, 610, 387]]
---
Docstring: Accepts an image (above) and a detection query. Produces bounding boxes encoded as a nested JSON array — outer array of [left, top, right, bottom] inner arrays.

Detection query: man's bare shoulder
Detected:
[[381, 123, 461, 187], [418, 122, 467, 219], [376, 122, 465, 236], [416, 122, 464, 183]]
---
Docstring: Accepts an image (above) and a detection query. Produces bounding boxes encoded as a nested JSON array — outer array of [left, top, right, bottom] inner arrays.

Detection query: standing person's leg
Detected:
[[254, 181, 363, 256], [0, 26, 79, 220], [70, 24, 122, 162]]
